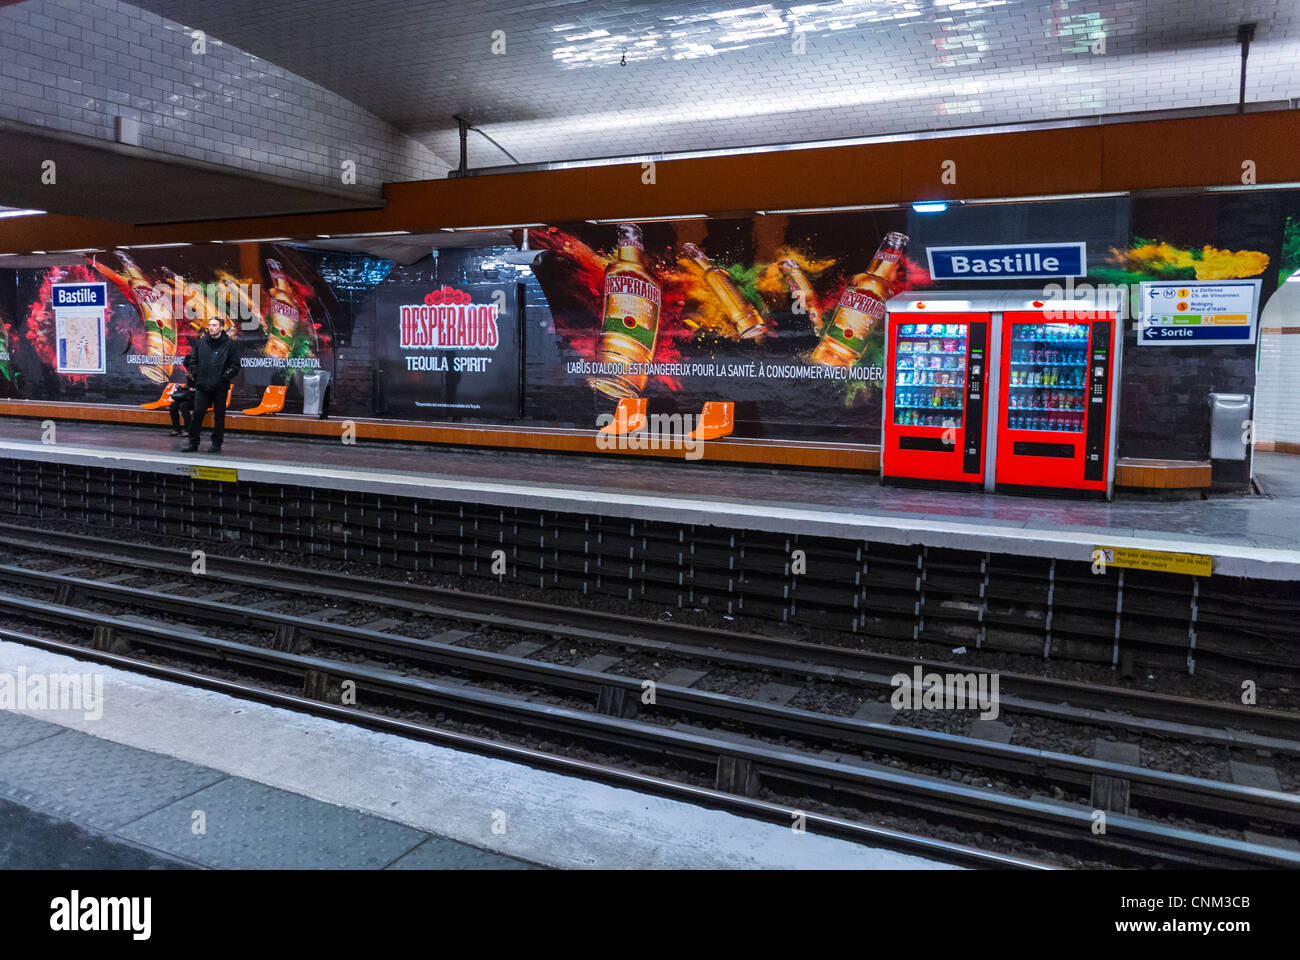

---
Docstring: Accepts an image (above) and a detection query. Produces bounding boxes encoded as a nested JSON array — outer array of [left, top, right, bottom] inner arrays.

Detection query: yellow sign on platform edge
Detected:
[[1094, 545, 1212, 577], [189, 465, 238, 483]]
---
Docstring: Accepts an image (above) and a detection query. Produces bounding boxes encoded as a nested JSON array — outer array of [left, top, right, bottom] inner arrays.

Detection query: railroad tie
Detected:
[[715, 756, 760, 797], [271, 623, 298, 652], [303, 668, 333, 702], [503, 639, 551, 658], [358, 618, 404, 633], [968, 720, 1014, 744], [1090, 739, 1140, 815], [1228, 760, 1300, 852], [753, 682, 801, 705], [660, 668, 708, 688]]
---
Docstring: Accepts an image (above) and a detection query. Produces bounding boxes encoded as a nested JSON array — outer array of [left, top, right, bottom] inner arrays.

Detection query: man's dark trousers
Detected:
[[189, 387, 227, 447], [169, 395, 194, 433]]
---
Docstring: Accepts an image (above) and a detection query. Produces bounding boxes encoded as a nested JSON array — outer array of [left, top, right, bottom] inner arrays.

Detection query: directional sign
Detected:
[[1138, 280, 1262, 346]]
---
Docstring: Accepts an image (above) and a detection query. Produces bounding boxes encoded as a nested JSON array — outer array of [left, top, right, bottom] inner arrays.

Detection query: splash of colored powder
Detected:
[[755, 249, 838, 321], [1106, 241, 1269, 281]]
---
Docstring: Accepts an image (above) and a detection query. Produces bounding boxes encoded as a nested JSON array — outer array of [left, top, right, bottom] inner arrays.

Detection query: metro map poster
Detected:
[[52, 281, 107, 375]]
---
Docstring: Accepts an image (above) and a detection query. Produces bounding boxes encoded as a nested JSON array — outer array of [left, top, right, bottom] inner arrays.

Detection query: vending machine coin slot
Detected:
[[900, 436, 957, 453], [1012, 441, 1075, 458]]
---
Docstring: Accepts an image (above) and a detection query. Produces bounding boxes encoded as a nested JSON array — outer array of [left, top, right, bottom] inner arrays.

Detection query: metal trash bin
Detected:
[[302, 371, 331, 419], [1208, 391, 1252, 491], [1207, 392, 1251, 460]]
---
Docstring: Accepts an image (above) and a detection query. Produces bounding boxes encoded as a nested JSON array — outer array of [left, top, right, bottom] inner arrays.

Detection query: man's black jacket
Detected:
[[192, 331, 239, 392]]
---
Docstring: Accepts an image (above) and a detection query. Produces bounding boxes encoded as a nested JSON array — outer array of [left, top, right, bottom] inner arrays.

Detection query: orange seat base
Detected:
[[140, 384, 178, 410], [600, 398, 648, 435], [690, 401, 734, 441], [243, 385, 287, 417]]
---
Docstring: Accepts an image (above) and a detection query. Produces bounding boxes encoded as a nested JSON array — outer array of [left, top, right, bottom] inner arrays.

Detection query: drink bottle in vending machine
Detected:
[[881, 303, 990, 487]]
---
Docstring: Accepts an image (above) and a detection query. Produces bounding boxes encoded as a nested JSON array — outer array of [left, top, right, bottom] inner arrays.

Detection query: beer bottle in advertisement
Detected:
[[264, 259, 301, 361], [0, 319, 13, 387], [811, 231, 908, 367], [590, 223, 662, 398], [778, 259, 822, 333], [116, 251, 177, 383], [162, 268, 225, 334], [682, 243, 767, 340]]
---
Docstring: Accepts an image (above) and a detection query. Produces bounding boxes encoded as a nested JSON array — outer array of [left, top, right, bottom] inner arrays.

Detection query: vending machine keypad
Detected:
[[1083, 321, 1112, 481]]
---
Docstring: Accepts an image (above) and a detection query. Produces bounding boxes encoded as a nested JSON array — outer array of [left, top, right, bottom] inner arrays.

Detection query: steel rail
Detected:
[[1, 606, 1293, 868], [0, 626, 1045, 870], [1, 570, 1295, 827], [0, 525, 1294, 743]]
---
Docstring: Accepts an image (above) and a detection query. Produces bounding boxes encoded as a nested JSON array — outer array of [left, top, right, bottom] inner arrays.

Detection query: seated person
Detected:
[[168, 354, 197, 437]]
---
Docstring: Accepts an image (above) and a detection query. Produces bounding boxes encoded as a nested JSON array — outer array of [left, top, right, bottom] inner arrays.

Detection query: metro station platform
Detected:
[[0, 638, 950, 870], [0, 415, 1298, 582]]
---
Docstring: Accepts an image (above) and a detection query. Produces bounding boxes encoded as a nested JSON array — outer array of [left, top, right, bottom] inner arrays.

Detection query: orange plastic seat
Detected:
[[140, 383, 178, 410], [689, 401, 735, 441], [242, 384, 287, 416], [599, 397, 648, 435]]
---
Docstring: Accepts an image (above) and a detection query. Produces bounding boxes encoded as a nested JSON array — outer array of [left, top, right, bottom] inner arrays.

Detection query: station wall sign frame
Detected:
[[925, 242, 1087, 281], [1137, 279, 1262, 346]]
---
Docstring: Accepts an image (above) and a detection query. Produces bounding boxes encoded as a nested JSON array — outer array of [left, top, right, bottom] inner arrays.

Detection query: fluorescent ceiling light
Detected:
[[760, 204, 901, 214], [442, 223, 545, 232], [52, 248, 103, 254], [315, 230, 412, 238], [120, 242, 191, 249], [964, 191, 1128, 205], [227, 237, 291, 243], [1204, 182, 1300, 192], [0, 208, 46, 219], [591, 214, 708, 223], [912, 201, 950, 213]]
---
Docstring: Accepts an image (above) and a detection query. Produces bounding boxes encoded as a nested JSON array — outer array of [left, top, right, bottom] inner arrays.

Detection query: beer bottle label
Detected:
[[602, 291, 659, 352], [823, 288, 885, 353]]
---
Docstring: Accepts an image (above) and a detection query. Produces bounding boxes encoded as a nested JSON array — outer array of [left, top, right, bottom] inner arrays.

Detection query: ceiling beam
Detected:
[[1, 108, 1297, 255]]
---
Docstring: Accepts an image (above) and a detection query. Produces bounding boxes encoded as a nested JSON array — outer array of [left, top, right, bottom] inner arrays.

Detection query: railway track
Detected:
[[0, 524, 1294, 746], [1, 531, 1298, 867]]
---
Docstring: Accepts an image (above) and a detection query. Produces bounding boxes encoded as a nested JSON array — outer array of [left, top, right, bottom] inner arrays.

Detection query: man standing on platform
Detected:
[[184, 316, 239, 454]]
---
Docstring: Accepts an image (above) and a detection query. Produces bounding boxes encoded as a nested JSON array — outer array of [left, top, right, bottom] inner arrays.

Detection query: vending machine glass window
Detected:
[[893, 323, 968, 430], [1004, 321, 1089, 434]]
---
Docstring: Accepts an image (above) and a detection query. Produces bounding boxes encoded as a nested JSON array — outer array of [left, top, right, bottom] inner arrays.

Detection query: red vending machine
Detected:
[[881, 297, 993, 487], [993, 298, 1121, 497]]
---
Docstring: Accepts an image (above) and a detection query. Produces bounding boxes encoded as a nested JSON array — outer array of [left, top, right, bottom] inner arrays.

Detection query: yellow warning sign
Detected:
[[1094, 546, 1212, 577], [189, 465, 238, 483]]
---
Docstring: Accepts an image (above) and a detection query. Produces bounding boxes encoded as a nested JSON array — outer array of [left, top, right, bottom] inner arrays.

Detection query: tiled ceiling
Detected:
[[128, 0, 1300, 173]]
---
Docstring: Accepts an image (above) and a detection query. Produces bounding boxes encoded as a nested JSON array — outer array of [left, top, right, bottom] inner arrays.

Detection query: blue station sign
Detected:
[[926, 242, 1087, 281], [51, 283, 108, 308]]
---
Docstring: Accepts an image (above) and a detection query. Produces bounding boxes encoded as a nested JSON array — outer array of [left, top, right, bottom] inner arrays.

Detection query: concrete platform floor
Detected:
[[0, 639, 955, 870], [2, 416, 1298, 579]]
